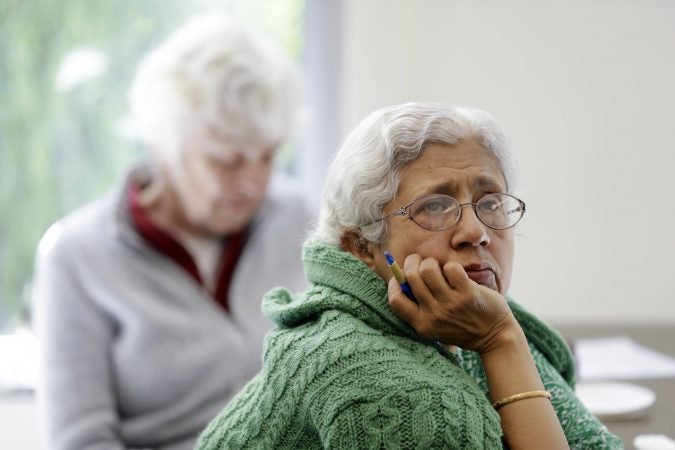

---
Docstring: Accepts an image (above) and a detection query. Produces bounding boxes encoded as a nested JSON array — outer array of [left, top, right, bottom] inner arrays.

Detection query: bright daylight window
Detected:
[[0, 0, 304, 388]]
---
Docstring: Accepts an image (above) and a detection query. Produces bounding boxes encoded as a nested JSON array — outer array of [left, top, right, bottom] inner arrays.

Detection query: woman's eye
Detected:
[[423, 200, 447, 213]]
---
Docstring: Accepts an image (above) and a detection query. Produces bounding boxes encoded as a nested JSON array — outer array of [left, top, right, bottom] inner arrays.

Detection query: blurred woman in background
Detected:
[[32, 13, 312, 450]]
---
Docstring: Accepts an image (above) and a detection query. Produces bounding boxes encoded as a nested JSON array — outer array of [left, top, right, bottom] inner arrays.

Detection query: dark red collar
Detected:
[[127, 183, 248, 310]]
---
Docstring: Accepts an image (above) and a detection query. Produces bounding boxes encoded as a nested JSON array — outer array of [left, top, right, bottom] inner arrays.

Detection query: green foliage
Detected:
[[0, 0, 304, 330]]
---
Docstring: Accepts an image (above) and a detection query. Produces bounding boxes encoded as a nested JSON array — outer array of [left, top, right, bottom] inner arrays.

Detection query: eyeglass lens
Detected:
[[408, 193, 524, 231]]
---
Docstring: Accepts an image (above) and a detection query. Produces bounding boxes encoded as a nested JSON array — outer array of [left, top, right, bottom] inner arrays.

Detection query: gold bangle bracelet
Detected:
[[492, 390, 552, 410]]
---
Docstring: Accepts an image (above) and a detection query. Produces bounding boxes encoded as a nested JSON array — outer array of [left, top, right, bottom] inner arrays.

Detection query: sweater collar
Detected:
[[263, 241, 426, 343]]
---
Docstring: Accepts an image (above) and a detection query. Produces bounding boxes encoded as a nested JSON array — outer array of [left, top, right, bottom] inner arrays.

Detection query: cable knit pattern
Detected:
[[196, 241, 622, 449]]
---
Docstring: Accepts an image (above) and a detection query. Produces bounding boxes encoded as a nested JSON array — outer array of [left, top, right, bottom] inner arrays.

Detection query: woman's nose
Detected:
[[233, 175, 261, 197], [232, 163, 267, 197], [450, 204, 491, 248]]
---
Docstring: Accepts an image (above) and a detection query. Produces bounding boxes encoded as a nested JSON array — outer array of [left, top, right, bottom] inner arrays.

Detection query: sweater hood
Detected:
[[263, 241, 425, 342]]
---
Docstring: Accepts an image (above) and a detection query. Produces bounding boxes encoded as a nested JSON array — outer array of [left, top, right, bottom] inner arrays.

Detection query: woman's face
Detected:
[[168, 127, 275, 236], [370, 139, 515, 294]]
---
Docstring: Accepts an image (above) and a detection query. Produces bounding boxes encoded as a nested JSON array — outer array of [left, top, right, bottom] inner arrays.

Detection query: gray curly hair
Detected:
[[311, 102, 517, 247]]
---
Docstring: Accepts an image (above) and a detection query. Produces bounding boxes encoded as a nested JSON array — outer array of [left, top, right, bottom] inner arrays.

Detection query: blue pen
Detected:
[[383, 251, 417, 302]]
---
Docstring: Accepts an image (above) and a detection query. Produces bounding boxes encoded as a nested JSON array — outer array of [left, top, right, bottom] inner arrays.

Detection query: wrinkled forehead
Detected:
[[397, 141, 507, 196]]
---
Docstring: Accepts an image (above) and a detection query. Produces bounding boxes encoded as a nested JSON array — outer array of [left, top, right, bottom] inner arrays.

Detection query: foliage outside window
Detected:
[[0, 0, 304, 331]]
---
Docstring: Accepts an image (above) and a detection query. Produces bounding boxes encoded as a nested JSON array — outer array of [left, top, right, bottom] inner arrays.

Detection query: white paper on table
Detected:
[[574, 336, 675, 381], [634, 434, 675, 450], [0, 332, 38, 391]]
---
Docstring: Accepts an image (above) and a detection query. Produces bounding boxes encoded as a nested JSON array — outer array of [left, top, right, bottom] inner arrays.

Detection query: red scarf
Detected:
[[128, 183, 248, 311]]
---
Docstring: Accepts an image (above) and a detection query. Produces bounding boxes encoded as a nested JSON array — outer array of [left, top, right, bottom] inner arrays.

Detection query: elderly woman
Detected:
[[196, 102, 622, 449], [31, 14, 311, 450]]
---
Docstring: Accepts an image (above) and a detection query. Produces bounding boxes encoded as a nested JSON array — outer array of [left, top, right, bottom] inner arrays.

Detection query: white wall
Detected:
[[334, 0, 675, 324]]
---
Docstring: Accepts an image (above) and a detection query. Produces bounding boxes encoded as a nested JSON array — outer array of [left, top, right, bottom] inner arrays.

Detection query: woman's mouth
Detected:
[[219, 198, 252, 211], [463, 264, 497, 288]]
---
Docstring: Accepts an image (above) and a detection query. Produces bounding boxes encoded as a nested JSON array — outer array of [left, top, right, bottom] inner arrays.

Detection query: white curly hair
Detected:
[[128, 13, 302, 161]]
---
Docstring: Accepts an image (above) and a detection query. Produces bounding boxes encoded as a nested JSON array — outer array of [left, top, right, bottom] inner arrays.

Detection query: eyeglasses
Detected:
[[372, 193, 526, 231]]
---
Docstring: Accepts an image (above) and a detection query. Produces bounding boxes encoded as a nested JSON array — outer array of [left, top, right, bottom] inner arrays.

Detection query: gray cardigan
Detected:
[[31, 166, 312, 450]]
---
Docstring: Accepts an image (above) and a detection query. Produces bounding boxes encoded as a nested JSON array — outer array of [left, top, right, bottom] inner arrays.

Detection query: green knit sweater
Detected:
[[196, 242, 622, 449]]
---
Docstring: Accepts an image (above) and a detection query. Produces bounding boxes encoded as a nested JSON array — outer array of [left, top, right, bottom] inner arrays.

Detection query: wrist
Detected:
[[479, 314, 527, 356]]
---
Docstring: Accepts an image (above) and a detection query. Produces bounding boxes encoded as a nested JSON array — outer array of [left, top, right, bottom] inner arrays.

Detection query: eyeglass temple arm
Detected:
[[383, 207, 408, 220]]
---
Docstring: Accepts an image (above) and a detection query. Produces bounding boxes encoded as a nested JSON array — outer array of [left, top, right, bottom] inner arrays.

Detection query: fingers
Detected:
[[420, 258, 464, 299], [403, 253, 438, 305], [404, 256, 469, 302], [441, 261, 472, 293], [387, 277, 437, 342], [387, 276, 419, 324]]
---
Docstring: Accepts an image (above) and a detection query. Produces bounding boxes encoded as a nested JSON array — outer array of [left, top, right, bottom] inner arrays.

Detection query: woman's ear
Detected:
[[340, 229, 377, 270]]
